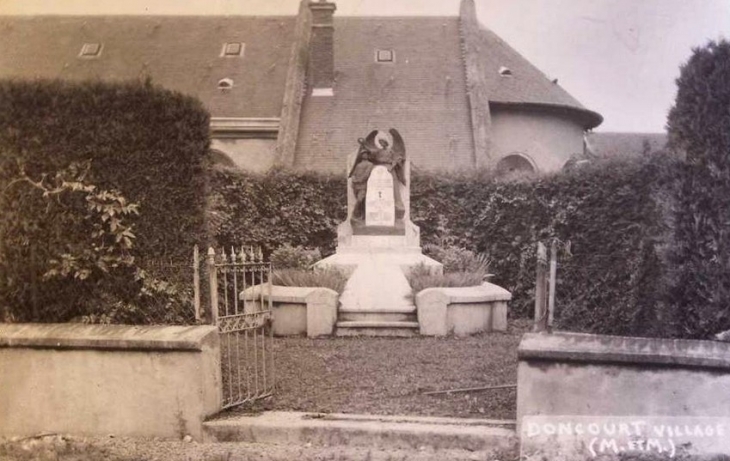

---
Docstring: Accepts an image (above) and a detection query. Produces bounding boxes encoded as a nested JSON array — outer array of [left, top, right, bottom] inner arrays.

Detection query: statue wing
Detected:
[[349, 131, 377, 177], [363, 130, 379, 152], [389, 129, 407, 185], [389, 129, 405, 159]]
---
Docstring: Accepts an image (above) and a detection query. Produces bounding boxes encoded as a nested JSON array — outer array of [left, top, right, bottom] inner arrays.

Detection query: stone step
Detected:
[[338, 261, 416, 313], [338, 310, 417, 322], [203, 411, 518, 454], [335, 320, 420, 337], [348, 235, 409, 248]]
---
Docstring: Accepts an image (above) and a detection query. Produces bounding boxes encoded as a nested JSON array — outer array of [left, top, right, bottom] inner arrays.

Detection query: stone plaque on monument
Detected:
[[365, 165, 395, 227]]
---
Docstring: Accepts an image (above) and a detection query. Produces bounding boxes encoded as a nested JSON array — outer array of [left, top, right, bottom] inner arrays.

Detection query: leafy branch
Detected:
[[6, 161, 140, 281]]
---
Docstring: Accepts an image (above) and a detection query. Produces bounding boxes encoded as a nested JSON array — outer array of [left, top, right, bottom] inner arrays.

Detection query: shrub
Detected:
[[272, 267, 349, 295], [422, 244, 490, 274], [79, 267, 196, 325], [407, 245, 490, 296], [0, 79, 210, 323], [270, 244, 322, 269], [208, 166, 346, 256], [406, 263, 485, 296]]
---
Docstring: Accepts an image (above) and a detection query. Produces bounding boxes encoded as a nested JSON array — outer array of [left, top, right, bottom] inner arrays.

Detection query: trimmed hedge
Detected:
[[208, 166, 347, 256], [0, 79, 210, 322], [210, 155, 684, 337], [411, 155, 679, 336]]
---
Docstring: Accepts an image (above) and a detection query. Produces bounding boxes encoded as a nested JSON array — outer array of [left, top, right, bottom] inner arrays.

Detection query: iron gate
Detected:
[[207, 247, 275, 409]]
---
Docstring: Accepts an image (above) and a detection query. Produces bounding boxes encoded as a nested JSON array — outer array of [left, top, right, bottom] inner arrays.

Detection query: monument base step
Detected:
[[335, 246, 424, 255], [335, 321, 419, 337], [350, 235, 411, 249], [351, 224, 405, 236], [316, 251, 442, 272], [339, 310, 416, 323]]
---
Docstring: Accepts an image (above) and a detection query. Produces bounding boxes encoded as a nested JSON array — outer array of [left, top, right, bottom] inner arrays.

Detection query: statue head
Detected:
[[378, 138, 389, 149]]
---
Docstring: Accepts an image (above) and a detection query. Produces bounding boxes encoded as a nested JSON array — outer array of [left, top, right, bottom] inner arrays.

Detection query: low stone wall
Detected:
[[242, 285, 338, 337], [517, 332, 730, 427], [415, 283, 511, 336], [0, 323, 221, 440]]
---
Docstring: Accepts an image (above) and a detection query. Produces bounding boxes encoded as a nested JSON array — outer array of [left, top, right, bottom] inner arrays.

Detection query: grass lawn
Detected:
[[231, 318, 530, 420]]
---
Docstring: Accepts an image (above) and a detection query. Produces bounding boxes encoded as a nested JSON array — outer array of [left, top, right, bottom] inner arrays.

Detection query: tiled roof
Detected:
[[0, 15, 296, 118], [586, 132, 668, 158], [294, 17, 476, 173], [0, 13, 602, 172], [473, 26, 602, 129]]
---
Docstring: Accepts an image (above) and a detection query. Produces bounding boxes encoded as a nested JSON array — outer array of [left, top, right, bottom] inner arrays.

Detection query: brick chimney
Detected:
[[308, 0, 336, 94], [460, 0, 492, 168]]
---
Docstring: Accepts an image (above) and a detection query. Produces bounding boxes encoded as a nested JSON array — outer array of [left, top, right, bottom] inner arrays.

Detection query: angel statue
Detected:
[[348, 128, 406, 222]]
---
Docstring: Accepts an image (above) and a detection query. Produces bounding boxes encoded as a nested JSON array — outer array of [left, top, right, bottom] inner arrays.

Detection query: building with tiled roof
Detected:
[[0, 0, 602, 175], [585, 132, 668, 159]]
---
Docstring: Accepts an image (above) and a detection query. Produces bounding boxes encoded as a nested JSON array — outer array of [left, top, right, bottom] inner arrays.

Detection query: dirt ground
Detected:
[[229, 319, 530, 421]]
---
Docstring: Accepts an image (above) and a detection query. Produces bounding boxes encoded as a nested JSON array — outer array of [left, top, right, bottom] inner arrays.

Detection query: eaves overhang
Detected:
[[210, 117, 280, 139], [489, 101, 603, 130]]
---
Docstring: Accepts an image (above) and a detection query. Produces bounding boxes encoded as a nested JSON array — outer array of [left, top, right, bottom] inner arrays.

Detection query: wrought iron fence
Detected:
[[131, 245, 210, 325], [207, 247, 275, 409]]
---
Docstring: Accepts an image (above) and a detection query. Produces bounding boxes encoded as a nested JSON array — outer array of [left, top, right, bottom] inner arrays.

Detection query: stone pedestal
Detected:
[[365, 166, 396, 226], [316, 136, 441, 336]]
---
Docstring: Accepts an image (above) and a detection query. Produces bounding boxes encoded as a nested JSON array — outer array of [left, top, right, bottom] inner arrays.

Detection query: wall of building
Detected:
[[0, 324, 221, 440], [294, 17, 476, 174], [517, 332, 730, 430], [211, 138, 277, 172], [490, 108, 585, 173]]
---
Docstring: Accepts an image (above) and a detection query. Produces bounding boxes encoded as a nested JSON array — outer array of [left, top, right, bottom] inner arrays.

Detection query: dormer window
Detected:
[[376, 49, 394, 63], [79, 42, 102, 58], [221, 42, 244, 57], [218, 78, 234, 90], [499, 66, 513, 77]]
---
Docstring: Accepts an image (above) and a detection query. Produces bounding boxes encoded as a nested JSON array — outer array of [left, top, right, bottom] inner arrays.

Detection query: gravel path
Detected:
[[229, 319, 529, 420]]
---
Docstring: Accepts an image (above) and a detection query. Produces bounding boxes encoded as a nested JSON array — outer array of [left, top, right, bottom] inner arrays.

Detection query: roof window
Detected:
[[221, 42, 244, 57], [79, 42, 102, 58], [376, 49, 395, 63], [218, 78, 234, 90], [499, 66, 512, 77]]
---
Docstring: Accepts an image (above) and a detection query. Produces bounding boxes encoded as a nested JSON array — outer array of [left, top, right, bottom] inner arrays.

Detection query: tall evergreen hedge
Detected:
[[0, 79, 210, 322], [666, 40, 730, 337]]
